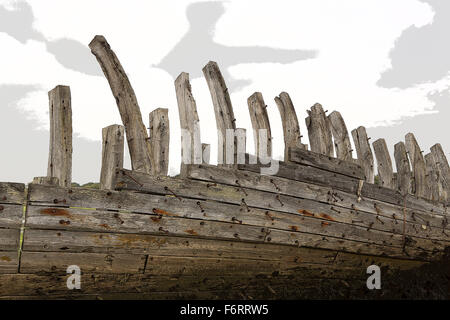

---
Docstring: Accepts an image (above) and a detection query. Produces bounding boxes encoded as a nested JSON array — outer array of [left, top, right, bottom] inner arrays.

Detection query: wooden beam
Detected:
[[424, 153, 440, 202], [175, 72, 202, 165], [247, 92, 272, 158], [100, 125, 124, 190], [372, 139, 395, 189], [393, 142, 412, 196], [89, 35, 153, 174], [328, 111, 353, 161], [430, 143, 450, 202], [32, 177, 59, 186], [274, 92, 306, 161], [351, 126, 374, 183], [47, 85, 72, 187], [202, 143, 210, 164], [405, 133, 429, 199], [149, 108, 170, 176], [202, 61, 236, 165], [305, 103, 334, 157]]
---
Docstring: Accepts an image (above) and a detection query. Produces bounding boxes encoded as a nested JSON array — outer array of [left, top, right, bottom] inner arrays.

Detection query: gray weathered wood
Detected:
[[100, 125, 124, 190], [430, 143, 450, 202], [305, 104, 334, 157], [274, 92, 306, 161], [89, 35, 153, 174], [47, 85, 72, 187], [202, 144, 210, 164], [32, 177, 59, 186], [247, 92, 272, 158], [328, 111, 353, 161], [288, 147, 365, 180], [424, 153, 440, 202], [405, 133, 429, 199], [0, 204, 23, 229], [393, 142, 412, 196], [0, 183, 25, 205], [202, 61, 236, 165], [149, 108, 170, 176], [351, 126, 375, 183], [0, 251, 18, 274], [372, 139, 395, 189], [175, 72, 202, 165]]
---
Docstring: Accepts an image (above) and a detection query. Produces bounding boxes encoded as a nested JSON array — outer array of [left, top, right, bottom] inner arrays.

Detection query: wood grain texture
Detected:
[[274, 92, 306, 161], [202, 61, 236, 165], [202, 143, 210, 164], [149, 108, 170, 176], [328, 111, 353, 161], [405, 133, 429, 199], [424, 153, 440, 202], [100, 125, 124, 190], [430, 143, 450, 202], [351, 126, 374, 183], [305, 103, 334, 157], [47, 85, 72, 187], [32, 177, 59, 186], [89, 35, 154, 174], [0, 183, 25, 205], [175, 72, 202, 165], [394, 142, 412, 196], [373, 139, 395, 189], [247, 92, 272, 158]]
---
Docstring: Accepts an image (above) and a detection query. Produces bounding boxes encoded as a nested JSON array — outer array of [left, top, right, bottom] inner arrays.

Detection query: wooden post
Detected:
[[393, 142, 412, 196], [202, 61, 236, 165], [424, 153, 440, 202], [247, 92, 272, 158], [175, 72, 202, 165], [47, 85, 72, 188], [100, 125, 124, 190], [430, 143, 450, 202], [327, 111, 353, 161], [202, 143, 210, 164], [149, 108, 170, 176], [305, 103, 334, 157], [372, 139, 395, 189], [351, 126, 374, 183], [32, 177, 60, 186], [405, 133, 429, 199], [89, 35, 153, 174], [274, 92, 306, 161]]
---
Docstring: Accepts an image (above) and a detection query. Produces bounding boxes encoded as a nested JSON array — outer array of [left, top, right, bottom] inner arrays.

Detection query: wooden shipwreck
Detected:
[[0, 36, 449, 299]]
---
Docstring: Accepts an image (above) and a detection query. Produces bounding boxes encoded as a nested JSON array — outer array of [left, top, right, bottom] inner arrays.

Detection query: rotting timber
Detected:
[[0, 35, 449, 300]]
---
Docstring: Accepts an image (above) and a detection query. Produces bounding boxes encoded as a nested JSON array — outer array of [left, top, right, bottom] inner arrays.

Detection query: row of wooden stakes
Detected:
[[35, 35, 450, 205]]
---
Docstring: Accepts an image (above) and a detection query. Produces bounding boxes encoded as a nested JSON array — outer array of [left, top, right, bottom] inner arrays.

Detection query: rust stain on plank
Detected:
[[0, 256, 11, 262], [298, 209, 315, 217], [185, 229, 198, 236], [40, 208, 72, 218], [319, 213, 336, 221], [152, 208, 178, 217]]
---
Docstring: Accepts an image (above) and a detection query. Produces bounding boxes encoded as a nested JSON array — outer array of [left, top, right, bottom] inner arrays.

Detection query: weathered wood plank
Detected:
[[394, 142, 412, 196], [89, 35, 153, 174], [100, 125, 124, 190], [430, 143, 450, 202], [0, 252, 18, 274], [351, 126, 375, 183], [372, 139, 395, 189], [202, 61, 236, 165], [175, 72, 202, 165], [288, 147, 365, 180], [20, 252, 146, 274], [47, 85, 72, 187], [424, 153, 440, 202], [305, 104, 334, 157], [0, 228, 20, 251], [149, 108, 170, 176], [328, 111, 353, 161], [405, 133, 429, 199], [274, 92, 306, 160], [0, 183, 25, 205], [202, 143, 210, 164], [0, 204, 22, 229], [247, 92, 272, 158], [32, 177, 59, 186]]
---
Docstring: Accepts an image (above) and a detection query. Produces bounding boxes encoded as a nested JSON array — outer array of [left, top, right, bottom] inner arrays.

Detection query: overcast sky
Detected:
[[0, 0, 449, 184]]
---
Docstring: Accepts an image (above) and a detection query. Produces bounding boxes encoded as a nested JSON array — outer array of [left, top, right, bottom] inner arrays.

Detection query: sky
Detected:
[[0, 0, 448, 184]]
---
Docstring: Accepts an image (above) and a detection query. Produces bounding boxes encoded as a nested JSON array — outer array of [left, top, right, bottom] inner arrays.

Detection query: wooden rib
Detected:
[[47, 85, 72, 187], [405, 133, 429, 199], [100, 125, 124, 190], [305, 104, 334, 157], [202, 143, 210, 164], [393, 142, 412, 196], [89, 35, 153, 174], [430, 143, 450, 202], [424, 153, 440, 202], [372, 139, 395, 189], [328, 111, 353, 161], [175, 72, 202, 165], [274, 92, 306, 161], [149, 108, 170, 176], [247, 92, 272, 158], [202, 61, 236, 166], [351, 126, 374, 183]]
